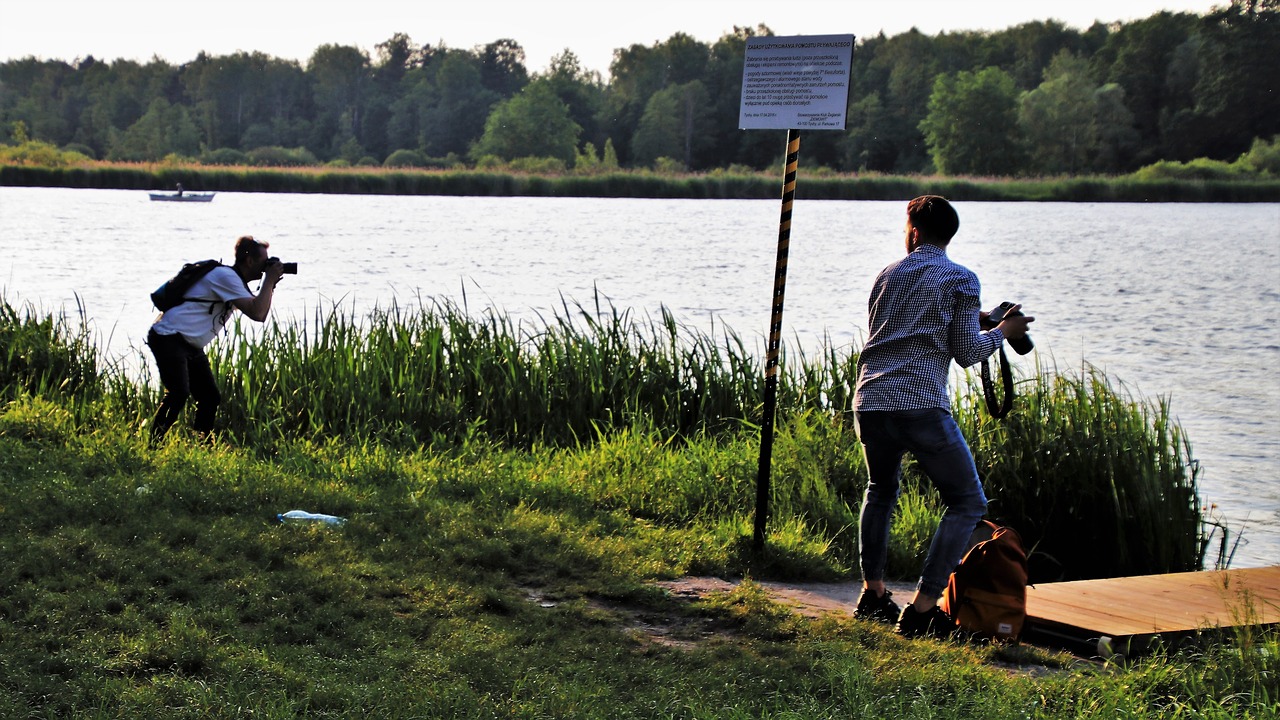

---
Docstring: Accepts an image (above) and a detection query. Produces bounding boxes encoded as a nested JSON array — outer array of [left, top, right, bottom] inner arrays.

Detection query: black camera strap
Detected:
[[980, 344, 1014, 419]]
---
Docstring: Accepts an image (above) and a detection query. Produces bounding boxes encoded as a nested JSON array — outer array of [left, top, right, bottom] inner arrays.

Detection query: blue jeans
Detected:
[[856, 409, 988, 599]]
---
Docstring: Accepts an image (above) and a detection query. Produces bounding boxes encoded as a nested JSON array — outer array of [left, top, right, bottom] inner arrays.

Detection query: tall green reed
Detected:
[[0, 295, 100, 405], [1, 297, 97, 397], [0, 294, 158, 443], [956, 359, 1205, 580], [7, 164, 1278, 201], [214, 293, 770, 449]]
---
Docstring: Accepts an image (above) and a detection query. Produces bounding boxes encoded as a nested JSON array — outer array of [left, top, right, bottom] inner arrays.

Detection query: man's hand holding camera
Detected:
[[983, 301, 1035, 355], [265, 256, 297, 289]]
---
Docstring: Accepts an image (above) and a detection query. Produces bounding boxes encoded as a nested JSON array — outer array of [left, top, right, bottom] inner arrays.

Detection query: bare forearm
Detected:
[[237, 282, 275, 322]]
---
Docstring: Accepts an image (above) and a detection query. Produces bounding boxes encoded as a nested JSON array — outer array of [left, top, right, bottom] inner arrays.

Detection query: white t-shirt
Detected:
[[151, 266, 254, 348]]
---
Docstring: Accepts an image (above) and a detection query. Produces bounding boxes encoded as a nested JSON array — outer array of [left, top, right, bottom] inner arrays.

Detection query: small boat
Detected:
[[149, 192, 215, 202]]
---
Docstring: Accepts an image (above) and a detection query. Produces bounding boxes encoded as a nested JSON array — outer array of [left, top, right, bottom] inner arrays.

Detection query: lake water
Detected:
[[2, 187, 1277, 568]]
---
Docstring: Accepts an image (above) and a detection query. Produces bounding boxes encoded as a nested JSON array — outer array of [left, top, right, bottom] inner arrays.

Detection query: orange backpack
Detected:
[[940, 520, 1029, 641]]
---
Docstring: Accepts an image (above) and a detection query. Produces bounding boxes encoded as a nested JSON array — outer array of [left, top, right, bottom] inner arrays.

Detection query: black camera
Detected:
[[270, 257, 298, 274], [987, 301, 1034, 355]]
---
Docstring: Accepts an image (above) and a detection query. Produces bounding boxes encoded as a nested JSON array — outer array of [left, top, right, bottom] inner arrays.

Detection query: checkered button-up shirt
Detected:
[[854, 244, 1004, 412]]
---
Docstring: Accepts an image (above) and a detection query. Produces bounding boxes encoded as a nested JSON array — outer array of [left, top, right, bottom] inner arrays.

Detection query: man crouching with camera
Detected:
[[146, 235, 289, 446]]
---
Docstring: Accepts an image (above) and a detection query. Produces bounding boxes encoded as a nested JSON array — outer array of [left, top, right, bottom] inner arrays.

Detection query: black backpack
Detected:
[[150, 259, 223, 311]]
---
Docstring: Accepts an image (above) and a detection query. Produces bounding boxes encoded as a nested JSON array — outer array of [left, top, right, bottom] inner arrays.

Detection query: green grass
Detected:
[[1, 430, 1275, 718], [2, 293, 1274, 717]]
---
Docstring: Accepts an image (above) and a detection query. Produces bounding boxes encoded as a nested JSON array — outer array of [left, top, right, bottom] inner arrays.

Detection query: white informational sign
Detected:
[[738, 34, 855, 131]]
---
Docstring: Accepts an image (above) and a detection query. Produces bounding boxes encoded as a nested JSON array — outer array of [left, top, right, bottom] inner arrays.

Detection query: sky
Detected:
[[2, 0, 1221, 78]]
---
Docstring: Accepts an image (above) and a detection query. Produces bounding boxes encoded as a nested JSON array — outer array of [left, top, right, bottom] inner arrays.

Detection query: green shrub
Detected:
[[201, 147, 248, 166], [573, 142, 621, 175], [509, 156, 566, 174], [653, 157, 686, 174], [1118, 139, 1280, 183], [423, 153, 465, 169], [0, 140, 87, 168], [1238, 135, 1280, 176], [802, 165, 839, 177], [160, 152, 197, 166], [246, 146, 318, 167], [383, 149, 427, 168], [62, 143, 96, 160], [723, 164, 760, 176], [1132, 155, 1259, 182]]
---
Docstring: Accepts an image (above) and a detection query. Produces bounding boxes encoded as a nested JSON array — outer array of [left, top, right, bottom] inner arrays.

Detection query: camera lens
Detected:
[[1010, 334, 1034, 355], [282, 262, 298, 274]]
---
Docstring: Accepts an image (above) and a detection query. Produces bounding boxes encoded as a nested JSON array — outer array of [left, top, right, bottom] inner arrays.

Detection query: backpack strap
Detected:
[[182, 263, 242, 314], [980, 344, 1014, 419], [180, 297, 220, 314]]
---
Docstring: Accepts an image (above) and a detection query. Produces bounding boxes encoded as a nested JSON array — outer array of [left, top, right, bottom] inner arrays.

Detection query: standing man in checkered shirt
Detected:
[[850, 195, 1035, 638]]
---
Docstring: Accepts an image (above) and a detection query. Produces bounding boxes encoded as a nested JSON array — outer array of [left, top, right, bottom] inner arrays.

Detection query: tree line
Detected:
[[1, 0, 1276, 177]]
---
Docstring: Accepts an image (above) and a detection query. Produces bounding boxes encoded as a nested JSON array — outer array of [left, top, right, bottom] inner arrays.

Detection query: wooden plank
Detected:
[[1026, 566, 1280, 638]]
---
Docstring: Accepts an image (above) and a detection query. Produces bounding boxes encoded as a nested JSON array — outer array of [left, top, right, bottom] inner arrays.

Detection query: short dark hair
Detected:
[[907, 195, 959, 244], [234, 235, 269, 264]]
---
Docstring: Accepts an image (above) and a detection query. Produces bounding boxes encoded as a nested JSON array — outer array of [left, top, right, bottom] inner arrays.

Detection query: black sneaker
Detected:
[[853, 589, 900, 625], [895, 604, 955, 639]]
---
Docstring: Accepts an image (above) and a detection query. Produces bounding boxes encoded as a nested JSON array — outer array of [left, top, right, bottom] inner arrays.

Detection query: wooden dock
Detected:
[[657, 567, 1279, 658], [1024, 566, 1280, 656]]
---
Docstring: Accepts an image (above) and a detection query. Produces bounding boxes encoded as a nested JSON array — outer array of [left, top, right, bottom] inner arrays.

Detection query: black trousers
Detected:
[[147, 329, 221, 442]]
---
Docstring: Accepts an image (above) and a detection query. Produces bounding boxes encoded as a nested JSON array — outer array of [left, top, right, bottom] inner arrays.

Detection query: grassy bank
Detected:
[[4, 161, 1279, 202], [10, 427, 1280, 712], [2, 295, 1273, 717], [2, 431, 1276, 718], [3, 293, 1207, 581]]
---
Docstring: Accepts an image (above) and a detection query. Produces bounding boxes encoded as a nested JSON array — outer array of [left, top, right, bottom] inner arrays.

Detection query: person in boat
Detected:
[[146, 235, 286, 446], [175, 182, 184, 197], [850, 195, 1034, 638]]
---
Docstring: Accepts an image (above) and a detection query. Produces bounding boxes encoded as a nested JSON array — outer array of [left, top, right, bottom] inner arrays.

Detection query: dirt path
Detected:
[[654, 576, 918, 619], [644, 576, 1074, 676]]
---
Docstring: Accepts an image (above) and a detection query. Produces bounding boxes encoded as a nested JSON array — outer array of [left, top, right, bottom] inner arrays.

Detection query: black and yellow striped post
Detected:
[[753, 128, 801, 553]]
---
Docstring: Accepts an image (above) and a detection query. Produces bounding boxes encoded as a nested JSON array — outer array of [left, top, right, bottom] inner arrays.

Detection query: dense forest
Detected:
[[1, 1, 1276, 177]]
